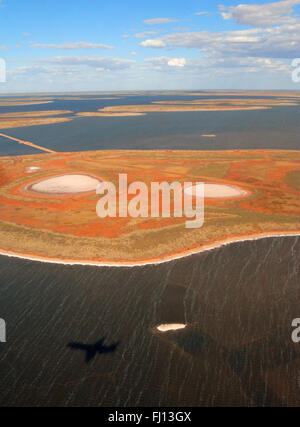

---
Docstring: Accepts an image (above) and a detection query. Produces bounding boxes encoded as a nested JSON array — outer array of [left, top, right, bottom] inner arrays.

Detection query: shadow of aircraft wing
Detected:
[[68, 342, 97, 363], [68, 338, 120, 363], [68, 342, 90, 351], [103, 342, 119, 353]]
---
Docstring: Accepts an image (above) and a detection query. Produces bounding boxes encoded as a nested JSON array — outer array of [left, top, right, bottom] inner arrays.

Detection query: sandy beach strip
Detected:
[[0, 101, 54, 107], [59, 97, 122, 100], [97, 105, 271, 114], [0, 231, 299, 268], [152, 99, 300, 106], [77, 112, 146, 117], [0, 117, 73, 129], [0, 110, 73, 118]]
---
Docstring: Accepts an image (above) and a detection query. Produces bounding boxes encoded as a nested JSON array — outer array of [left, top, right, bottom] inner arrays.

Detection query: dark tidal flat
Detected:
[[0, 236, 299, 407]]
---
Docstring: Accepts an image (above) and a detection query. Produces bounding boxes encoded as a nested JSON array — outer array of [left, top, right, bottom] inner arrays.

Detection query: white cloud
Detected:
[[144, 57, 186, 69], [189, 57, 290, 73], [167, 58, 186, 67], [31, 42, 114, 50], [224, 35, 261, 42], [220, 0, 300, 27], [140, 39, 166, 48], [130, 51, 137, 56], [8, 65, 55, 76], [138, 1, 300, 60], [195, 12, 209, 16], [134, 31, 159, 38], [6, 55, 137, 89], [52, 56, 134, 69], [22, 56, 136, 72], [138, 1, 300, 62], [144, 18, 178, 25], [143, 22, 300, 59], [144, 55, 289, 74], [144, 56, 186, 70]]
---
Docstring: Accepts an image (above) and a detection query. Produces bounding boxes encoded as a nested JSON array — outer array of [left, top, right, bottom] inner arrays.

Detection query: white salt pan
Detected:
[[29, 174, 101, 194], [185, 183, 248, 199]]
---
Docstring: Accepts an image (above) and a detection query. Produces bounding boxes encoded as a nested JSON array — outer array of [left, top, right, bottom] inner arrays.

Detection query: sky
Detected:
[[1, 0, 300, 92]]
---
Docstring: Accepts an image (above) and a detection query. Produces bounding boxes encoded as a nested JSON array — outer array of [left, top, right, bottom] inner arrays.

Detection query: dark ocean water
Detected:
[[0, 94, 300, 156], [0, 236, 299, 407]]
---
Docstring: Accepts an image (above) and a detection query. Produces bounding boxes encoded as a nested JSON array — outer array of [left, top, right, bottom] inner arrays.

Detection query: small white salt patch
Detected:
[[156, 324, 187, 332], [26, 166, 41, 173]]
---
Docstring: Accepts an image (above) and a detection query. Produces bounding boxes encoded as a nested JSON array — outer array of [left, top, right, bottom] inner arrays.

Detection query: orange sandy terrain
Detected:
[[183, 91, 300, 97], [153, 99, 300, 106], [58, 97, 121, 100], [0, 110, 73, 118], [0, 110, 74, 130], [0, 117, 73, 129], [0, 100, 54, 107], [77, 112, 146, 117], [96, 104, 271, 114], [89, 96, 300, 116], [20, 90, 299, 97], [0, 149, 299, 265]]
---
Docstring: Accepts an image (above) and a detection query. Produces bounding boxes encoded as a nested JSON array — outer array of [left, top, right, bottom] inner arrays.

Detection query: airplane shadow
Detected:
[[67, 337, 119, 364]]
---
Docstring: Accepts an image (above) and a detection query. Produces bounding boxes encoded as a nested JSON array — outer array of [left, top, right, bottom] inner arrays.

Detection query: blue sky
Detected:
[[1, 0, 300, 92]]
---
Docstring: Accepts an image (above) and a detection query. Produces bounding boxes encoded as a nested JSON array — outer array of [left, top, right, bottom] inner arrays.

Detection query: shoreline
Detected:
[[0, 230, 299, 268], [1, 148, 299, 160]]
